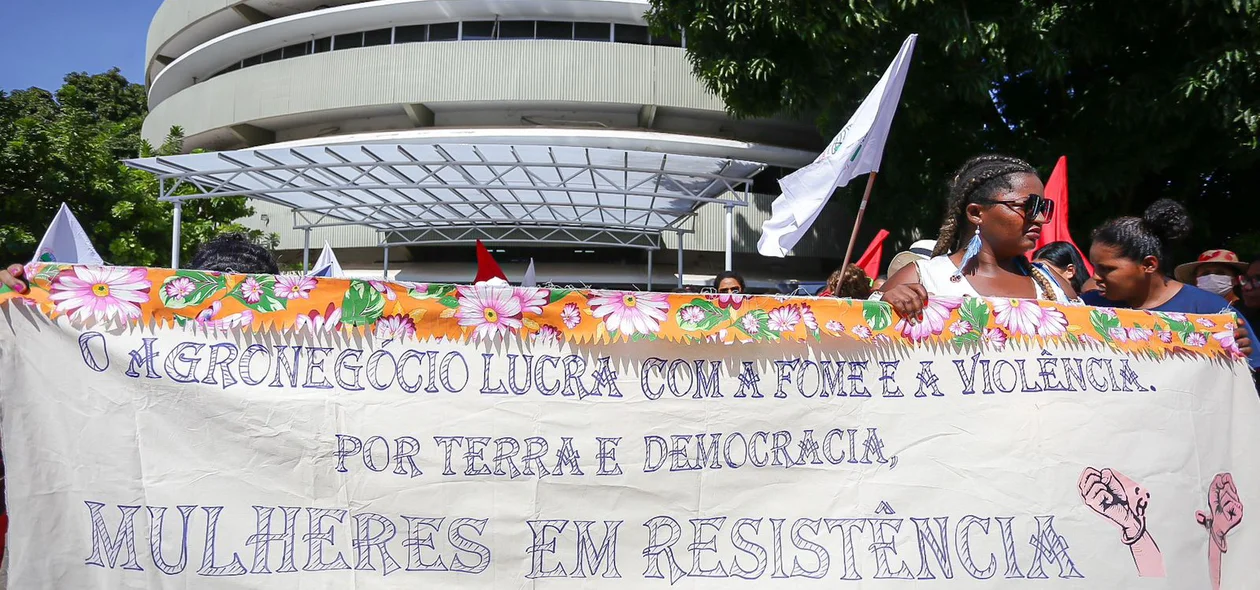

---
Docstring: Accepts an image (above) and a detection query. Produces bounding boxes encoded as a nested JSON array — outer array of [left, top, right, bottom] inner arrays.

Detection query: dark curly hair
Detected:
[[827, 264, 872, 299], [1091, 199, 1191, 274], [188, 232, 279, 274]]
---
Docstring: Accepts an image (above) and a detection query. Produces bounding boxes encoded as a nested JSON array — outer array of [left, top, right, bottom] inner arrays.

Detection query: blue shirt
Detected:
[[1083, 285, 1260, 369]]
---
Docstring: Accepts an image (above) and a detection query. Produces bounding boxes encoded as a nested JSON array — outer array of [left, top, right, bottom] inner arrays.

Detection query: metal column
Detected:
[[302, 229, 311, 273], [676, 237, 684, 290], [170, 198, 182, 269], [646, 249, 654, 292], [724, 205, 734, 271], [382, 246, 390, 279]]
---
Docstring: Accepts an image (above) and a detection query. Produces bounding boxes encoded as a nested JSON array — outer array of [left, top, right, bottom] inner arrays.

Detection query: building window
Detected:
[[363, 28, 392, 47], [313, 37, 332, 53], [498, 20, 535, 39], [282, 42, 310, 59], [614, 24, 649, 45], [536, 21, 573, 40], [333, 32, 363, 50], [428, 22, 459, 41], [650, 29, 683, 48], [574, 22, 611, 41], [242, 54, 262, 67], [461, 21, 496, 40], [260, 48, 283, 63], [395, 24, 427, 43]]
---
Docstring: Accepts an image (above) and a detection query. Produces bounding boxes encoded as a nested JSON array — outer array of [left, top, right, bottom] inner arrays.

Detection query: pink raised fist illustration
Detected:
[[1078, 467, 1164, 577], [1195, 473, 1243, 590]]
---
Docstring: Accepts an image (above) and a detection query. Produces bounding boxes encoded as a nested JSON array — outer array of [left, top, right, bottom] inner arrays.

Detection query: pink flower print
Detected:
[[1197, 318, 1216, 329], [712, 292, 745, 310], [896, 296, 963, 343], [238, 277, 264, 304], [589, 291, 669, 336], [1160, 312, 1188, 322], [533, 325, 562, 345], [678, 305, 706, 324], [825, 320, 844, 333], [49, 266, 151, 324], [295, 302, 342, 333], [373, 314, 416, 341], [369, 280, 398, 301], [851, 325, 873, 340], [195, 301, 254, 331], [1213, 330, 1243, 358], [513, 287, 549, 316], [164, 276, 195, 299], [767, 306, 801, 333], [1185, 332, 1208, 348], [992, 298, 1043, 337], [456, 283, 523, 341], [1037, 307, 1069, 337], [740, 313, 761, 335], [949, 321, 973, 337], [561, 302, 582, 329], [274, 275, 317, 300], [1126, 327, 1154, 342], [1109, 327, 1129, 342], [1097, 307, 1119, 319], [1155, 330, 1174, 344], [799, 304, 819, 332], [983, 328, 1008, 350]]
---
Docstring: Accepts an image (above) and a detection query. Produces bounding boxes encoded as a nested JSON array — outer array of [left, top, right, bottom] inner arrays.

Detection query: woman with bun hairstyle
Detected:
[[879, 154, 1076, 320], [1085, 199, 1260, 372]]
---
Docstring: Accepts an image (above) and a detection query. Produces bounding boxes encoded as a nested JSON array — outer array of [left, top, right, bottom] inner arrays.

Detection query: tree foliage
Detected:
[[0, 69, 267, 267], [648, 0, 1260, 256]]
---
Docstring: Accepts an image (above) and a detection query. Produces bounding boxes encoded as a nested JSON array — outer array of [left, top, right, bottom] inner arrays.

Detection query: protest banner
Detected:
[[0, 264, 1256, 588]]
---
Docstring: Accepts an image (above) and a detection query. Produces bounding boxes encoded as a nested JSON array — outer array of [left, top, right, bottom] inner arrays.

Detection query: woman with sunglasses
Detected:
[[878, 155, 1075, 320]]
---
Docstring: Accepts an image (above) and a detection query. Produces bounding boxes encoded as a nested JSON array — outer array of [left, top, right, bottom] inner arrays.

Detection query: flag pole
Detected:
[[838, 172, 878, 275]]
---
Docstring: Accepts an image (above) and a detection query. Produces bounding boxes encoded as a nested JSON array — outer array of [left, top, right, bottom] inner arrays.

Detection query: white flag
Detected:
[[31, 203, 105, 265], [521, 259, 537, 288], [308, 242, 344, 278], [758, 34, 917, 257]]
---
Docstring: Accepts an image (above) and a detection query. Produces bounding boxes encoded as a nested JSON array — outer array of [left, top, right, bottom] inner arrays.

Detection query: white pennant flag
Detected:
[[521, 259, 537, 288], [31, 203, 105, 265], [308, 242, 344, 278], [758, 34, 917, 257]]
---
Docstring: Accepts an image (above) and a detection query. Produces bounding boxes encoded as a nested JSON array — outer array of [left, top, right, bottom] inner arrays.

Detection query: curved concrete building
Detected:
[[142, 0, 844, 290]]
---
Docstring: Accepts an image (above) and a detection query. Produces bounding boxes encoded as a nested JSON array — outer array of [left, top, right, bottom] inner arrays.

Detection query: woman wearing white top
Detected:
[[878, 155, 1077, 320]]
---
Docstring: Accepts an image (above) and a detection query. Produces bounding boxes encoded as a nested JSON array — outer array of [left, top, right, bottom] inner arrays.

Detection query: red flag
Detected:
[[856, 229, 890, 278], [1033, 157, 1094, 275], [473, 240, 508, 283]]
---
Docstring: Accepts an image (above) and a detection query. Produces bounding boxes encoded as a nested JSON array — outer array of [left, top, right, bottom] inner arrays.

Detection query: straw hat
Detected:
[[1173, 250, 1249, 283], [887, 239, 937, 278]]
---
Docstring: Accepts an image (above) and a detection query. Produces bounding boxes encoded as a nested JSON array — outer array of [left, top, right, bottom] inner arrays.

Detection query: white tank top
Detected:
[[913, 256, 1071, 301]]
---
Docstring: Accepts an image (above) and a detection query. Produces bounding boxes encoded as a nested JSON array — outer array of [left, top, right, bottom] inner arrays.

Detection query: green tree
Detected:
[[648, 0, 1260, 257], [0, 69, 266, 267]]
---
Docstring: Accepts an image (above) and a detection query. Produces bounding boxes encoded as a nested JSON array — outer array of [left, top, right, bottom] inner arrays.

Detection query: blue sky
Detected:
[[0, 0, 163, 92]]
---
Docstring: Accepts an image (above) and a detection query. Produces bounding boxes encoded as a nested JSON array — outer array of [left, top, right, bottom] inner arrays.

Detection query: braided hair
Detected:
[[934, 154, 1060, 301], [189, 232, 280, 274]]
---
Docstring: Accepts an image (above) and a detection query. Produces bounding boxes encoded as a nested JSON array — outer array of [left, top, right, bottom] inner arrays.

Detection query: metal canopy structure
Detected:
[[126, 140, 763, 281]]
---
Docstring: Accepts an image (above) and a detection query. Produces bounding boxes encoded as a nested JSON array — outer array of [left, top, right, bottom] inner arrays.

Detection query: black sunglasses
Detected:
[[989, 194, 1054, 221]]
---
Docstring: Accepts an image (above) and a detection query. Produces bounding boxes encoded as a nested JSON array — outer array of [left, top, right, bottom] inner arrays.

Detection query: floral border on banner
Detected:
[[0, 264, 1247, 360]]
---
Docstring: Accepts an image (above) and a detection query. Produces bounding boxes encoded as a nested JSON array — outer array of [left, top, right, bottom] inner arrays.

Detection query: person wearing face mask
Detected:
[[1174, 250, 1249, 304]]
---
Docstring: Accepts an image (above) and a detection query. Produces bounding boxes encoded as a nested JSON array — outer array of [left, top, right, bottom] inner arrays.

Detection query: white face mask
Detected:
[[1196, 274, 1235, 296]]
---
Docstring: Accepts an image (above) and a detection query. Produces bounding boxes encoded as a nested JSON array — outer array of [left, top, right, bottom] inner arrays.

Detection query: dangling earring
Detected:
[[952, 227, 982, 282]]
